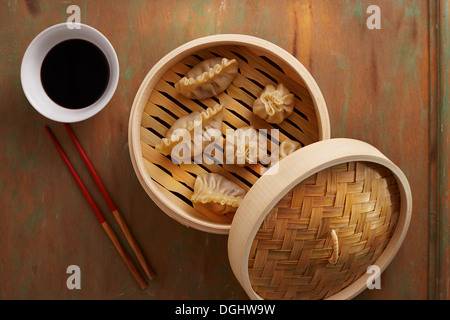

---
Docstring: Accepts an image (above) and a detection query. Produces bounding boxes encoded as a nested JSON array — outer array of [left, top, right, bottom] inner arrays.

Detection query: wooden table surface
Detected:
[[1, 0, 448, 300]]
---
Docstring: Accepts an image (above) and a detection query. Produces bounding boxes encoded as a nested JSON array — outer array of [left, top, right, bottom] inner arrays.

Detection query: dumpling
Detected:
[[191, 173, 246, 214], [155, 104, 224, 163], [225, 126, 259, 166], [279, 138, 301, 160], [175, 57, 238, 100], [253, 84, 295, 124]]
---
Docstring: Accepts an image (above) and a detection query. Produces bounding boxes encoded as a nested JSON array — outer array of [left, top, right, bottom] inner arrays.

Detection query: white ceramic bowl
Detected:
[[21, 23, 120, 123]]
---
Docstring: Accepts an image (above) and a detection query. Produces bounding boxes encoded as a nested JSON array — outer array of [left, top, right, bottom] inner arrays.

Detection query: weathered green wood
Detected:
[[428, 0, 439, 301], [437, 0, 450, 300]]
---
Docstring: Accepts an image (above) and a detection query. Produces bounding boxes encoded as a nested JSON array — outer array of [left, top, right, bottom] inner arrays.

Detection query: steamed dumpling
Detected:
[[225, 126, 259, 166], [253, 84, 295, 124], [175, 57, 238, 100], [155, 104, 224, 163], [279, 138, 301, 160], [191, 173, 246, 214]]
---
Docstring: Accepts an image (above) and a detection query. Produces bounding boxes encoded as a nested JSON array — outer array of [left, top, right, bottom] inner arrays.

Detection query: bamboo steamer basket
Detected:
[[129, 34, 331, 234], [228, 138, 412, 300]]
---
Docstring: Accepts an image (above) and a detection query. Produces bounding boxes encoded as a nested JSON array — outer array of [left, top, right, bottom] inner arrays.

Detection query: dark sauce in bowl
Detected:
[[41, 39, 110, 109]]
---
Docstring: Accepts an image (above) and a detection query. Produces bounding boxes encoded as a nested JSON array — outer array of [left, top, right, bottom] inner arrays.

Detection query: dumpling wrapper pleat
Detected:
[[175, 57, 238, 100]]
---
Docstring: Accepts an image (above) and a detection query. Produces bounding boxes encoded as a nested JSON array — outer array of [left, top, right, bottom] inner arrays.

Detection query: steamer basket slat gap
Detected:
[[128, 35, 412, 300]]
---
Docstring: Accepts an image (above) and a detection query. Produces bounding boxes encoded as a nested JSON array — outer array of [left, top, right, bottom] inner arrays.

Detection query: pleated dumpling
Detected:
[[175, 57, 238, 100], [279, 138, 301, 160], [253, 83, 295, 124], [155, 104, 224, 163], [191, 173, 246, 215], [225, 126, 259, 166]]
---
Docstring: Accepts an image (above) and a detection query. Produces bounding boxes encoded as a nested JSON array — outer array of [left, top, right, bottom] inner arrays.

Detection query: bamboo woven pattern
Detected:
[[140, 45, 321, 225], [248, 161, 401, 300]]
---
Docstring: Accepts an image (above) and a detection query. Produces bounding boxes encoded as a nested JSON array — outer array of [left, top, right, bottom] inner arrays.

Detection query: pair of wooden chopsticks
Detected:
[[45, 124, 155, 290]]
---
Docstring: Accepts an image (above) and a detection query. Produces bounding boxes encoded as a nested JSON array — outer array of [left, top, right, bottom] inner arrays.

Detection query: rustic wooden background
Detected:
[[0, 0, 448, 300]]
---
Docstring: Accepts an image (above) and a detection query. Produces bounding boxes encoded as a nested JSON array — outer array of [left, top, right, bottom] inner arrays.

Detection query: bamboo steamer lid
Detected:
[[228, 138, 412, 300]]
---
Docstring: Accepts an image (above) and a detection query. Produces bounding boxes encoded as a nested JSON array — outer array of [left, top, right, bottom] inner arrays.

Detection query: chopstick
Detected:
[[45, 126, 148, 290], [63, 123, 155, 280]]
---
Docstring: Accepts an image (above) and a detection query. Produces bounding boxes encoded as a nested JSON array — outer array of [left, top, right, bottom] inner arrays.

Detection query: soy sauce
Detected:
[[41, 39, 110, 109]]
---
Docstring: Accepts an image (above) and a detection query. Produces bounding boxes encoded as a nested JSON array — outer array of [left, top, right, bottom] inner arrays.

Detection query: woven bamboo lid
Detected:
[[228, 138, 412, 300]]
